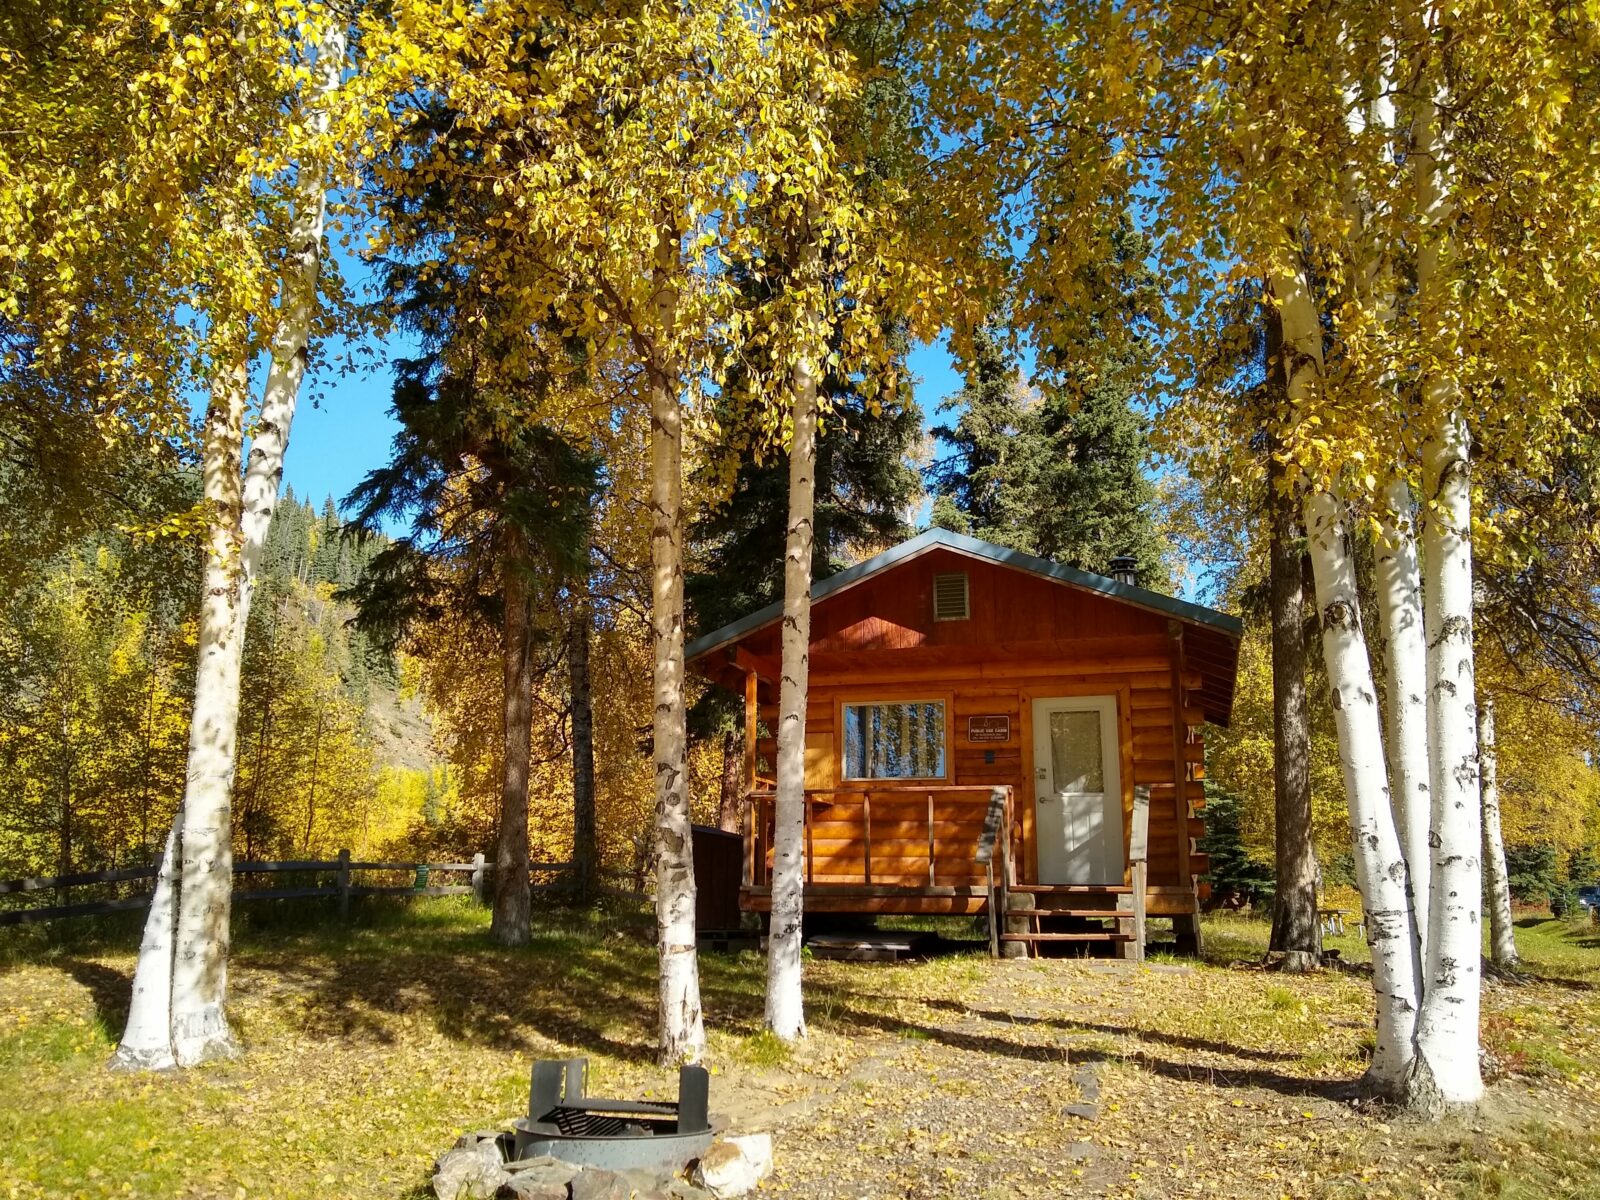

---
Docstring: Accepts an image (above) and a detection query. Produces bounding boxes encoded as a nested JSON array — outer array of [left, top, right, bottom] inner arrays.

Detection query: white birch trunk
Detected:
[[1272, 254, 1419, 1091], [1479, 696, 1518, 970], [169, 352, 250, 1067], [1411, 67, 1484, 1110], [1414, 410, 1483, 1107], [236, 17, 346, 641], [1304, 488, 1420, 1094], [649, 218, 705, 1066], [765, 338, 819, 1043], [110, 814, 182, 1070], [1375, 480, 1431, 966], [122, 20, 347, 1070]]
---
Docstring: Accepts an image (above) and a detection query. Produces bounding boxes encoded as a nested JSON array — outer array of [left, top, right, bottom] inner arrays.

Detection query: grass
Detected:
[[0, 899, 1597, 1198]]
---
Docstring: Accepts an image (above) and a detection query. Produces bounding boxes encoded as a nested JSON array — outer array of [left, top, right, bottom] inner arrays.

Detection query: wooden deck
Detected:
[[741, 785, 1016, 915]]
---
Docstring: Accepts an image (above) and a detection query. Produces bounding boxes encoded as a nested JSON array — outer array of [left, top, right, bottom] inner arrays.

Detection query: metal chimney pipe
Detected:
[[1109, 556, 1138, 587]]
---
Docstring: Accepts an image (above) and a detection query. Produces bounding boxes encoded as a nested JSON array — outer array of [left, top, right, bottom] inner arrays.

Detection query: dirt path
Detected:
[[732, 956, 1600, 1199]]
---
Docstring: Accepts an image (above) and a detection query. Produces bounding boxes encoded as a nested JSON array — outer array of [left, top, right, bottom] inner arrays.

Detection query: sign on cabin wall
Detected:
[[966, 715, 1011, 743]]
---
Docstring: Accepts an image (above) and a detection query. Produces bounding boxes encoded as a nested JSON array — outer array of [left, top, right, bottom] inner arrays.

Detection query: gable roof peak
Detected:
[[685, 526, 1241, 665]]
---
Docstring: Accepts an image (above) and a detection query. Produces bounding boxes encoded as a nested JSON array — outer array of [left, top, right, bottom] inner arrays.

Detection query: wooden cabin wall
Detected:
[[740, 548, 1214, 891]]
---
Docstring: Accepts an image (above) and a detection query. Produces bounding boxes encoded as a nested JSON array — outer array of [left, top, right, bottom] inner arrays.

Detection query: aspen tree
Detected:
[[1478, 696, 1519, 971], [108, 8, 351, 1069], [934, 0, 1600, 1111]]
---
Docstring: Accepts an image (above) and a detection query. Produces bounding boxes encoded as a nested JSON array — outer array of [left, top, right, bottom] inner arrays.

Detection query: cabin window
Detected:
[[841, 700, 947, 780], [932, 572, 970, 621]]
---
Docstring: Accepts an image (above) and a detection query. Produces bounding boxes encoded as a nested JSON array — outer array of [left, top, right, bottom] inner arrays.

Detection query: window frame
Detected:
[[834, 690, 955, 785]]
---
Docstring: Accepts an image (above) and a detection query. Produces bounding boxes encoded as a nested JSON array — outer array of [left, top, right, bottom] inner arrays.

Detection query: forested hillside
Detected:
[[0, 484, 448, 880]]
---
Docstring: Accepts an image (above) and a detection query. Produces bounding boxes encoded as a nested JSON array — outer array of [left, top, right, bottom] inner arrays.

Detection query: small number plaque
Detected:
[[966, 715, 1010, 743]]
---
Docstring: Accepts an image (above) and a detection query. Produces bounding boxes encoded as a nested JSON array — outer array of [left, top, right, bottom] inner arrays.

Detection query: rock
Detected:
[[456, 1131, 505, 1151], [568, 1167, 634, 1200], [663, 1182, 715, 1200], [503, 1157, 582, 1188], [434, 1141, 511, 1200], [692, 1134, 774, 1199], [497, 1180, 567, 1200], [619, 1168, 675, 1195]]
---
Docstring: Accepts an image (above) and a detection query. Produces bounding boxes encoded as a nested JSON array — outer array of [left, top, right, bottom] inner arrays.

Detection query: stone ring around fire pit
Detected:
[[511, 1058, 714, 1173]]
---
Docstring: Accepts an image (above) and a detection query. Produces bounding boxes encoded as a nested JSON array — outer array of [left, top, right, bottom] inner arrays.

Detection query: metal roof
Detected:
[[684, 527, 1243, 663]]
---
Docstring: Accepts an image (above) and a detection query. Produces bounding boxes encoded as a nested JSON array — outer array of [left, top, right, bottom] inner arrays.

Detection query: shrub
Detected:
[[1505, 844, 1559, 905], [1199, 783, 1275, 912]]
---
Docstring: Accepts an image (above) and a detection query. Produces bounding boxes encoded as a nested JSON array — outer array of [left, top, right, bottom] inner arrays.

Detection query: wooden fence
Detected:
[[0, 854, 641, 928]]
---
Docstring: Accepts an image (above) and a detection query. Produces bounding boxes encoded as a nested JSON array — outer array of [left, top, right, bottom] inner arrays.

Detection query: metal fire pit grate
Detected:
[[511, 1057, 713, 1172]]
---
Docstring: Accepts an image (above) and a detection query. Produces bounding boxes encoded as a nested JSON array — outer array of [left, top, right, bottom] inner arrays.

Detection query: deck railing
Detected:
[[742, 784, 1017, 894]]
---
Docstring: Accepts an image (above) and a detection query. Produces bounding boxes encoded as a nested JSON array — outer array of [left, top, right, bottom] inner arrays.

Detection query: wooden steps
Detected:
[[1015, 907, 1140, 918], [1001, 882, 1137, 958], [1001, 932, 1134, 943], [1008, 883, 1132, 895]]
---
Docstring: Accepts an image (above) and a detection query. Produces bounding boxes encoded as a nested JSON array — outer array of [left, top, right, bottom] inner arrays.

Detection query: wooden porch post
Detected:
[[744, 670, 758, 794], [1167, 622, 1194, 892]]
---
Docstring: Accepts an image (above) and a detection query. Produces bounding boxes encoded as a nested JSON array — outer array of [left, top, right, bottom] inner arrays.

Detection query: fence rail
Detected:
[[0, 854, 641, 928]]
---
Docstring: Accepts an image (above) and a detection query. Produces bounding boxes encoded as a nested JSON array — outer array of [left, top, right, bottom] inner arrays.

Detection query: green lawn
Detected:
[[1, 899, 1597, 1199]]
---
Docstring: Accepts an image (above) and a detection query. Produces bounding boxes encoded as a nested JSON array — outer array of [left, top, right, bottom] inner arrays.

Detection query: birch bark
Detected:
[[1304, 489, 1420, 1093], [169, 351, 249, 1067], [1411, 64, 1484, 1110], [1273, 254, 1419, 1090], [1375, 480, 1431, 967], [649, 217, 704, 1066], [1414, 411, 1483, 1107], [1479, 696, 1518, 970], [765, 321, 819, 1043], [111, 814, 182, 1070]]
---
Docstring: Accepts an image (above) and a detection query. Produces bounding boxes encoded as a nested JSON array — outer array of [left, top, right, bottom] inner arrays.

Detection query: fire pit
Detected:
[[510, 1057, 713, 1173]]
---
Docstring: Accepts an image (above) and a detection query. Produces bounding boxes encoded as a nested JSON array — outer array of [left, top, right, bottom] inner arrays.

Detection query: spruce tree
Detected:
[[686, 337, 923, 828], [931, 219, 1167, 584]]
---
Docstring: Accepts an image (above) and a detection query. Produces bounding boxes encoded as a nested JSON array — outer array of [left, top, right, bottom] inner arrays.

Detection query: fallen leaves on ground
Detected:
[[0, 905, 1596, 1199]]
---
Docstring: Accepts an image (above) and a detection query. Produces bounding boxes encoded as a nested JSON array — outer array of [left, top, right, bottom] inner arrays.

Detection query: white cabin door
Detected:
[[1032, 696, 1123, 885]]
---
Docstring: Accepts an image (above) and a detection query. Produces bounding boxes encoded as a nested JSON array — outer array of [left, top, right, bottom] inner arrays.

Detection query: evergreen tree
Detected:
[[688, 363, 922, 637], [930, 230, 1168, 586], [1197, 782, 1276, 911], [926, 326, 1044, 547], [342, 256, 600, 947]]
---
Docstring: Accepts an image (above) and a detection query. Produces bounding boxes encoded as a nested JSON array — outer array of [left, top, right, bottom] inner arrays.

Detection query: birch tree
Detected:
[[932, 0, 1600, 1112], [360, 0, 868, 1063], [755, 4, 956, 1038], [765, 232, 820, 1042], [1478, 696, 1518, 971], [89, 6, 351, 1071]]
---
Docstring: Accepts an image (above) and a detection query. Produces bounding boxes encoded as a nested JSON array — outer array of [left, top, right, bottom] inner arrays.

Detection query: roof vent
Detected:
[[1109, 556, 1139, 587], [933, 572, 970, 621]]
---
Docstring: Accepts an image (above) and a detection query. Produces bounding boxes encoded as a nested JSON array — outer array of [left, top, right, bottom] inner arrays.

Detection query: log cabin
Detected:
[[686, 528, 1242, 956]]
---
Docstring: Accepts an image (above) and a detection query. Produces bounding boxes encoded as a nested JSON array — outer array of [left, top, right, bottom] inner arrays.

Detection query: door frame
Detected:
[[1019, 682, 1134, 885]]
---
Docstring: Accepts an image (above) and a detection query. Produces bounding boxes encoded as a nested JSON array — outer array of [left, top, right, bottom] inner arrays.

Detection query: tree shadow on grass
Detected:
[[230, 922, 841, 1064], [59, 957, 133, 1035], [49, 910, 890, 1071], [954, 1002, 1305, 1064], [905, 993, 1305, 1063], [833, 1001, 1360, 1103], [241, 927, 674, 1062]]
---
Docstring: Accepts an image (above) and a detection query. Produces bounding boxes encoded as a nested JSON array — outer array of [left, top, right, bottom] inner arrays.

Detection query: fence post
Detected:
[[471, 852, 486, 904], [337, 848, 351, 921]]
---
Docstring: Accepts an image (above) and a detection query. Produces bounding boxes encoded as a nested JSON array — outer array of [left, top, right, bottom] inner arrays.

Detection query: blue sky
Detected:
[[280, 336, 968, 512]]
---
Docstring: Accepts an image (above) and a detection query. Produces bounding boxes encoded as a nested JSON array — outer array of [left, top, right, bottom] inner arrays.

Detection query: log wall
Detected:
[[735, 549, 1216, 898]]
